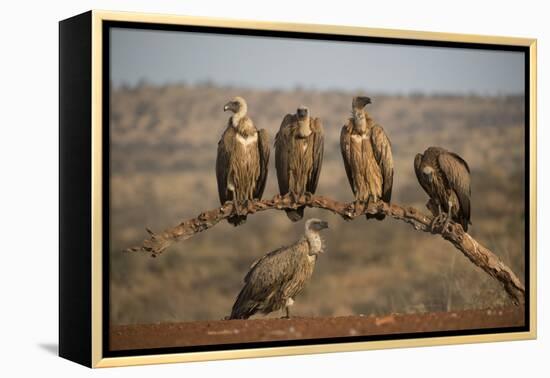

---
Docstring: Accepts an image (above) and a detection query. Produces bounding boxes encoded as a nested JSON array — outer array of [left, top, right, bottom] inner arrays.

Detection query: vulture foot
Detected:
[[440, 201, 453, 234], [365, 197, 386, 220], [353, 200, 363, 216], [441, 215, 452, 235], [282, 192, 298, 206], [289, 191, 299, 206], [365, 196, 378, 212], [431, 214, 447, 233], [304, 191, 314, 204], [232, 200, 248, 216], [281, 307, 291, 319], [281, 192, 292, 203], [343, 202, 355, 220], [246, 199, 257, 213]]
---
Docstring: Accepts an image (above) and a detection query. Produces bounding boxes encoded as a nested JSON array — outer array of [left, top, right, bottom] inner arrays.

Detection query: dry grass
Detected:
[[109, 84, 525, 324]]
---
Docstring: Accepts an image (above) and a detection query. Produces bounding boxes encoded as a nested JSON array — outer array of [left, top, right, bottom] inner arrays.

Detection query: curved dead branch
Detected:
[[126, 194, 525, 305]]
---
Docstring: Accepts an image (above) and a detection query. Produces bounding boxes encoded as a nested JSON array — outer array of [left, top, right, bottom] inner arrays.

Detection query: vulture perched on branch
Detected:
[[340, 96, 394, 220], [414, 146, 472, 232], [216, 96, 270, 226], [275, 106, 324, 221], [229, 218, 329, 319]]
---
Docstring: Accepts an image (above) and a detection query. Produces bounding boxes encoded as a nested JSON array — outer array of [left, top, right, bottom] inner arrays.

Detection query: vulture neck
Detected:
[[305, 230, 324, 256], [231, 107, 247, 128], [231, 111, 255, 137], [297, 117, 312, 138], [353, 110, 373, 134]]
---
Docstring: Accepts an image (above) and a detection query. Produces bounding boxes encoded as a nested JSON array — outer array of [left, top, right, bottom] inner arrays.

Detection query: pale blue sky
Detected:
[[111, 28, 525, 95]]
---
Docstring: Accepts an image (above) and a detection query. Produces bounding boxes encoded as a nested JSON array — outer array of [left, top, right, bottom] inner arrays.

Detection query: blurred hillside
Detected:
[[109, 83, 525, 325]]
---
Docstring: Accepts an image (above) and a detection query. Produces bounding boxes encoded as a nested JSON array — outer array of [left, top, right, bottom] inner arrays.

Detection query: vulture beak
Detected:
[[352, 96, 372, 110], [297, 107, 308, 119], [223, 102, 231, 112], [358, 96, 372, 106]]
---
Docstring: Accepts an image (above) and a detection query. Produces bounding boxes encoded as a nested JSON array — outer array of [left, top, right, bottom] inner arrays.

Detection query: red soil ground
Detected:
[[110, 306, 524, 351]]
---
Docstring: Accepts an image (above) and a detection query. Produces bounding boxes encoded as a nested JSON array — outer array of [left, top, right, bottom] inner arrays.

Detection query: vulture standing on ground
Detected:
[[414, 146, 472, 232], [216, 96, 270, 226], [275, 106, 324, 221], [340, 96, 394, 220], [229, 218, 329, 319]]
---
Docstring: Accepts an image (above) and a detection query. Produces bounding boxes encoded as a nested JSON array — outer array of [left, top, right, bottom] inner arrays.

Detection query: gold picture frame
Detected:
[[59, 9, 537, 368]]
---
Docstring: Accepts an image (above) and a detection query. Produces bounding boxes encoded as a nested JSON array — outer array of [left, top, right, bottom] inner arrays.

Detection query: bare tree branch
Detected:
[[126, 194, 525, 305]]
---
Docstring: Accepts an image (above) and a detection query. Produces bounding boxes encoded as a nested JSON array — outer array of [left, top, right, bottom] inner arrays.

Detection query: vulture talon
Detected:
[[441, 214, 452, 234], [431, 214, 444, 233], [353, 200, 362, 216], [232, 200, 244, 216], [290, 191, 298, 205], [241, 199, 250, 215], [247, 199, 256, 213], [365, 196, 375, 213]]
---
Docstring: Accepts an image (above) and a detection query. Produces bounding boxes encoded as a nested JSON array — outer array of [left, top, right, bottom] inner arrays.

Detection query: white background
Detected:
[[0, 0, 546, 376]]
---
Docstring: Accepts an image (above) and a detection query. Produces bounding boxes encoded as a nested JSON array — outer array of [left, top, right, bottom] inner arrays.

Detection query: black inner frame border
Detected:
[[102, 20, 531, 359]]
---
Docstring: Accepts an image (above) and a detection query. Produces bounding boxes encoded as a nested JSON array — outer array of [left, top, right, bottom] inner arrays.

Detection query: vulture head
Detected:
[[352, 96, 372, 110], [296, 105, 309, 120], [306, 218, 329, 232], [422, 165, 435, 183], [351, 96, 372, 132], [223, 96, 248, 115]]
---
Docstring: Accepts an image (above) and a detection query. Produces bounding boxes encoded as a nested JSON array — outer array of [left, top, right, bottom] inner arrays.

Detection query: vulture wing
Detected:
[[275, 114, 295, 195], [438, 152, 471, 226], [254, 128, 270, 199], [306, 117, 324, 193], [231, 241, 305, 318], [371, 124, 394, 203], [340, 120, 356, 196], [243, 244, 297, 285], [215, 126, 236, 204]]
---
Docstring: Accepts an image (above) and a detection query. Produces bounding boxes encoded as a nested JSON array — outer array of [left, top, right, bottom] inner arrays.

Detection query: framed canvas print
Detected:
[[59, 10, 537, 368]]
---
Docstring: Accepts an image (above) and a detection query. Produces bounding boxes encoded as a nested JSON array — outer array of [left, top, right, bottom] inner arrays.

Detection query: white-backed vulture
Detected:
[[216, 96, 270, 226], [229, 218, 329, 319], [414, 146, 471, 232], [275, 106, 324, 221], [340, 96, 394, 220]]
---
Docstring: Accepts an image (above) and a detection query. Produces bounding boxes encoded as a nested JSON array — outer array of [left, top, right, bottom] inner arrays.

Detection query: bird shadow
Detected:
[[38, 343, 58, 355]]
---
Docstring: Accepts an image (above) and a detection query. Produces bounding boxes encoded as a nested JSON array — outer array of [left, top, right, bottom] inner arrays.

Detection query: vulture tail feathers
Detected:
[[464, 218, 473, 232], [227, 215, 247, 227], [367, 212, 385, 221], [285, 207, 304, 222]]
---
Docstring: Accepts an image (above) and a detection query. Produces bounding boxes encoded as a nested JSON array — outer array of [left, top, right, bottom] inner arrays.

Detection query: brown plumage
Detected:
[[340, 96, 394, 220], [216, 97, 270, 226], [229, 219, 329, 319], [414, 146, 471, 232], [275, 106, 324, 221]]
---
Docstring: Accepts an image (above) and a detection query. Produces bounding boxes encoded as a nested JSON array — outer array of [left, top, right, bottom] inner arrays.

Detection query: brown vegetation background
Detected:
[[109, 84, 525, 325]]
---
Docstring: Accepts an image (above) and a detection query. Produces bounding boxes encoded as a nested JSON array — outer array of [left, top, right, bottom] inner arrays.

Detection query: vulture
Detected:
[[216, 96, 270, 226], [414, 146, 471, 232], [340, 96, 394, 220], [275, 106, 324, 221], [229, 218, 329, 319]]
